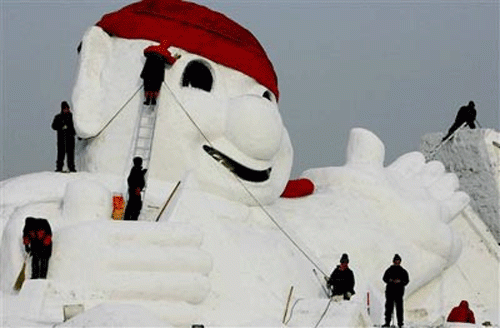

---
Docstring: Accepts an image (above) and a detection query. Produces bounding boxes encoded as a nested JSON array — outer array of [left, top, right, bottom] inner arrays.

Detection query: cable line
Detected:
[[162, 81, 213, 148], [80, 85, 143, 140], [314, 298, 334, 328]]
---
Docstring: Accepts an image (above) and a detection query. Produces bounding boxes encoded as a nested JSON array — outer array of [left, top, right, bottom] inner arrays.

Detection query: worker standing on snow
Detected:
[[52, 101, 76, 172], [446, 300, 476, 324], [124, 157, 147, 221], [382, 254, 409, 328], [140, 41, 177, 106], [326, 253, 355, 300], [442, 101, 477, 141], [23, 217, 53, 279]]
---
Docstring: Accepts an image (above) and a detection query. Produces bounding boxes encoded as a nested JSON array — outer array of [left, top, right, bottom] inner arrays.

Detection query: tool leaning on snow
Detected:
[[428, 122, 467, 159], [13, 254, 28, 291]]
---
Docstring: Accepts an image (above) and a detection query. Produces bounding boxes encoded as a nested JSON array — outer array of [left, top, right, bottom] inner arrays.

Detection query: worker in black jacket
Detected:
[[51, 101, 76, 172], [382, 254, 409, 328], [327, 253, 355, 300], [123, 157, 147, 221], [442, 101, 477, 141]]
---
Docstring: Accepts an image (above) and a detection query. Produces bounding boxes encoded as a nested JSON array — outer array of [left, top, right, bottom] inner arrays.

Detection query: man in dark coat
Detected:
[[124, 157, 147, 221], [51, 101, 76, 172], [140, 41, 177, 105], [442, 101, 477, 141], [23, 217, 53, 279], [327, 253, 355, 300], [382, 254, 409, 328], [446, 300, 476, 324]]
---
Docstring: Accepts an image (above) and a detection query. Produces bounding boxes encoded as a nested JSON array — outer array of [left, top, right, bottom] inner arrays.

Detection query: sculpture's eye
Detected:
[[181, 60, 213, 92], [262, 90, 273, 101], [77, 41, 82, 54]]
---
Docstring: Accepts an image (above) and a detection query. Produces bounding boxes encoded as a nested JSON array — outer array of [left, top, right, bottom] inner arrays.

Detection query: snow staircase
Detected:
[[132, 103, 158, 171]]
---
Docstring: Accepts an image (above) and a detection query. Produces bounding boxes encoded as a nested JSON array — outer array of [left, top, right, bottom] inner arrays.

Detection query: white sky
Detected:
[[1, 0, 498, 180]]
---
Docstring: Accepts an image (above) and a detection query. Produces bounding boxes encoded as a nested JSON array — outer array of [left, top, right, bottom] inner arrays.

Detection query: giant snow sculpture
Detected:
[[0, 0, 470, 326]]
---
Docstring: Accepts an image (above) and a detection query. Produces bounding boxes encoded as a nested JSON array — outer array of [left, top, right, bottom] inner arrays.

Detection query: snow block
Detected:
[[286, 298, 371, 327], [18, 279, 49, 320], [62, 179, 112, 223], [58, 303, 171, 327]]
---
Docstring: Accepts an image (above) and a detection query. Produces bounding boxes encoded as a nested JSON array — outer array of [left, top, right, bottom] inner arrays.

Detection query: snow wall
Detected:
[[421, 129, 500, 242]]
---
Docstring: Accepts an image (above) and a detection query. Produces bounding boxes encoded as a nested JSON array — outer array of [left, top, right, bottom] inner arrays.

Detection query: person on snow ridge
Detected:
[[51, 101, 76, 172], [23, 217, 53, 279], [140, 41, 177, 106], [124, 157, 147, 221], [382, 254, 409, 328], [442, 101, 477, 141], [446, 300, 476, 324], [327, 253, 355, 300]]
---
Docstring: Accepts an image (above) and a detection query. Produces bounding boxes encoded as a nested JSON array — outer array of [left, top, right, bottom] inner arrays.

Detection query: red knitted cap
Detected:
[[96, 0, 279, 100]]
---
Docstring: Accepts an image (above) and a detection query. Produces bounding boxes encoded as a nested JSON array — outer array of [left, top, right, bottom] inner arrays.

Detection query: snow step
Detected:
[[18, 279, 50, 320]]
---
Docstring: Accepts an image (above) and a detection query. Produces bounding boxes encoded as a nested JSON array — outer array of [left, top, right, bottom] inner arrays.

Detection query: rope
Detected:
[[237, 179, 328, 276], [80, 84, 143, 140], [162, 81, 213, 147], [285, 297, 334, 326], [314, 298, 334, 328], [284, 298, 304, 325], [162, 81, 328, 277]]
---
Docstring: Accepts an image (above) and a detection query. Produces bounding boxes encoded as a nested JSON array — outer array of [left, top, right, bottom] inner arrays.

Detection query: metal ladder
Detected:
[[132, 103, 157, 171], [130, 103, 159, 220]]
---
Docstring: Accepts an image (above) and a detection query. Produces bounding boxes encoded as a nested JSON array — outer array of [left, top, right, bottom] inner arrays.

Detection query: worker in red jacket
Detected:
[[140, 41, 177, 106], [23, 217, 53, 279], [447, 300, 476, 324]]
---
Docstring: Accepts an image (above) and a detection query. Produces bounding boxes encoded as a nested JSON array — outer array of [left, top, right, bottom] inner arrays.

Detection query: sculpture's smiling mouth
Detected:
[[203, 145, 271, 182]]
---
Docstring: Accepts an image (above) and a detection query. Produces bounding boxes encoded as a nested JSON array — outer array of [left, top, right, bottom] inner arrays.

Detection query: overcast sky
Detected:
[[1, 0, 498, 181]]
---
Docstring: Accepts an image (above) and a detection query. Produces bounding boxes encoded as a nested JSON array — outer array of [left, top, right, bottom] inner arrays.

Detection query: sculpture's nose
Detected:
[[226, 95, 283, 161]]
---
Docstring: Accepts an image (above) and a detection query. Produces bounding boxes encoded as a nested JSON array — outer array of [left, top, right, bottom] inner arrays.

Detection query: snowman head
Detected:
[[72, 0, 293, 205]]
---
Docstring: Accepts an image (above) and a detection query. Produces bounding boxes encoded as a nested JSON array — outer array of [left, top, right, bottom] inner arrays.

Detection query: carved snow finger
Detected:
[[106, 246, 212, 274], [429, 173, 460, 201], [345, 128, 385, 168], [100, 272, 210, 304], [440, 191, 470, 223], [106, 221, 203, 248], [419, 160, 446, 187], [387, 151, 426, 178]]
